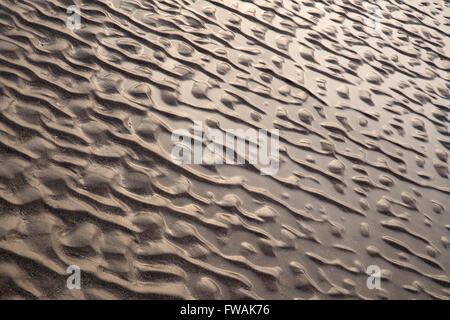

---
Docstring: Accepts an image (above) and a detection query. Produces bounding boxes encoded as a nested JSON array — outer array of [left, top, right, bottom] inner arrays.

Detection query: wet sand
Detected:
[[0, 0, 449, 299]]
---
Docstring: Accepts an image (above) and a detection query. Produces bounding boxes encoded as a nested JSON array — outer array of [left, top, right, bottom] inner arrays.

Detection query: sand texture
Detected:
[[0, 0, 449, 299]]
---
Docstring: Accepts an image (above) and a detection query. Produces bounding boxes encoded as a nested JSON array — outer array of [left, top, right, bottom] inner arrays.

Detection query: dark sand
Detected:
[[0, 0, 449, 299]]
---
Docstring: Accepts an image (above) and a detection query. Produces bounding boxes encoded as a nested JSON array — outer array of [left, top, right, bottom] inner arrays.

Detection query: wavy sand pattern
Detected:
[[0, 0, 449, 299]]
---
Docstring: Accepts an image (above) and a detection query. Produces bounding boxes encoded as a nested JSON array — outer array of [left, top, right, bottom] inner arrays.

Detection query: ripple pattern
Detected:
[[0, 0, 449, 300]]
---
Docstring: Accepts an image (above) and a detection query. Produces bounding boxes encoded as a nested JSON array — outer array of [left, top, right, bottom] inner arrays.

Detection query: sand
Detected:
[[0, 0, 449, 300]]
